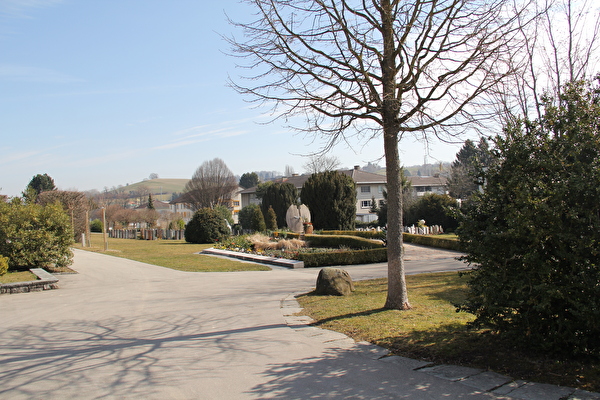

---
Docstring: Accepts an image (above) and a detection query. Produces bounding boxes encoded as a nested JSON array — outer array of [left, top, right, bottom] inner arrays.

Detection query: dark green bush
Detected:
[[90, 219, 103, 233], [457, 80, 600, 357], [185, 208, 231, 244], [297, 248, 387, 267]]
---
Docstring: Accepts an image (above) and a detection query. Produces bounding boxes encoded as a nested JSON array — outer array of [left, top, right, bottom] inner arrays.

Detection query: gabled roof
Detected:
[[407, 175, 447, 187], [240, 167, 387, 194]]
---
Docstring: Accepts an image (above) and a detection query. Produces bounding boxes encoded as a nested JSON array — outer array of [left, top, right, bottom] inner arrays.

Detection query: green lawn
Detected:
[[298, 272, 599, 393], [0, 270, 37, 284], [74, 233, 270, 272]]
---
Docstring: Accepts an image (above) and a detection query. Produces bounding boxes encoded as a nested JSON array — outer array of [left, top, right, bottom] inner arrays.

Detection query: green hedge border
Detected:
[[402, 233, 462, 251], [296, 248, 388, 268]]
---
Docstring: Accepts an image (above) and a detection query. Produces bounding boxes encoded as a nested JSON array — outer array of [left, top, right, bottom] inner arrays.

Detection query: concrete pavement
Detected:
[[0, 245, 596, 399]]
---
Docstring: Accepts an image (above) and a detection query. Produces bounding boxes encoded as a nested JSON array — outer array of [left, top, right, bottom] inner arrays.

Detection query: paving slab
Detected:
[[495, 381, 575, 400], [379, 355, 432, 370], [419, 364, 484, 381], [569, 389, 600, 400], [460, 371, 513, 392], [1, 246, 598, 399]]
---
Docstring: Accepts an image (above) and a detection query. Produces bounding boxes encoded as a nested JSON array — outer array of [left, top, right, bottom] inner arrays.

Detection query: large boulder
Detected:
[[315, 267, 354, 296]]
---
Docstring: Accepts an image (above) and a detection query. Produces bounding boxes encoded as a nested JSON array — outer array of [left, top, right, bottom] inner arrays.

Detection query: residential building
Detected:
[[170, 187, 244, 224], [240, 166, 388, 223], [407, 175, 448, 197]]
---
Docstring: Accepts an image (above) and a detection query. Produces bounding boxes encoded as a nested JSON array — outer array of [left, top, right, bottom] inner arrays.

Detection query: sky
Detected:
[[0, 0, 471, 198]]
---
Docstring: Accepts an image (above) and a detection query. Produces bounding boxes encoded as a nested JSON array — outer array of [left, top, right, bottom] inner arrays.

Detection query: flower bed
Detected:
[[214, 233, 387, 267]]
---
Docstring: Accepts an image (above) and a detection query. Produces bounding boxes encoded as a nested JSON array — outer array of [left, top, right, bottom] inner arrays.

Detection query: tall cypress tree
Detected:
[[301, 171, 356, 230], [260, 182, 297, 229]]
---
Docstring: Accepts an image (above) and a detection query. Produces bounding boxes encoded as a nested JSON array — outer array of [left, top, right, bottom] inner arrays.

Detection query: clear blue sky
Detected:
[[0, 0, 465, 197]]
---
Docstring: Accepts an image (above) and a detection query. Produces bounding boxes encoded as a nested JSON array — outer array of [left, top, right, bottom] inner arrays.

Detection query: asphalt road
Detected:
[[0, 244, 501, 400]]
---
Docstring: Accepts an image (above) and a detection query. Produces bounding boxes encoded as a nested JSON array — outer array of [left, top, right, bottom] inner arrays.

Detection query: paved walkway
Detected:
[[0, 245, 596, 399]]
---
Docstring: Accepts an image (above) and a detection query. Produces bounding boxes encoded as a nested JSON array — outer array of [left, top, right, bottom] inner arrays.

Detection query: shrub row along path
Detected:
[[0, 245, 538, 399]]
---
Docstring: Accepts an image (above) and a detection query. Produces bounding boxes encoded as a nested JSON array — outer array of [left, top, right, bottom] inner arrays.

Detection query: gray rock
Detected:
[[315, 267, 354, 296]]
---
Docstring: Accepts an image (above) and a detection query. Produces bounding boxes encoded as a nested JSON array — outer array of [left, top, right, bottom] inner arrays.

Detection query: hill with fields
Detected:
[[121, 178, 189, 202]]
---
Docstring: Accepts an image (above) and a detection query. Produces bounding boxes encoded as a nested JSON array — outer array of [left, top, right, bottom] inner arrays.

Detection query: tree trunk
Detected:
[[383, 130, 411, 310], [381, 0, 411, 310]]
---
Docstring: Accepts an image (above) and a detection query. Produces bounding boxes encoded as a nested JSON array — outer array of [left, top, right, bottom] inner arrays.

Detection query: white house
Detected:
[[240, 166, 388, 223]]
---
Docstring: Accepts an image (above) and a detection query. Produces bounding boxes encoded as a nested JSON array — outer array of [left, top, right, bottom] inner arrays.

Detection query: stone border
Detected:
[[281, 291, 600, 400], [0, 268, 59, 294], [202, 248, 304, 268]]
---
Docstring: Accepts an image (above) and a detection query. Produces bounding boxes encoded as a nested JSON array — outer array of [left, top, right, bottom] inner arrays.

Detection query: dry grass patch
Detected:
[[298, 272, 600, 392], [74, 233, 270, 272], [248, 233, 306, 251]]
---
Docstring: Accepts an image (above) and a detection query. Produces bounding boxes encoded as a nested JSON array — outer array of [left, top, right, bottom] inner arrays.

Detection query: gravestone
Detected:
[[285, 204, 311, 233]]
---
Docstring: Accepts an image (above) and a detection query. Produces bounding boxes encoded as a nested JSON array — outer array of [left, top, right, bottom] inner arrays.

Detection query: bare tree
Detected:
[[284, 165, 295, 177], [303, 155, 342, 174], [495, 0, 599, 122], [37, 190, 94, 241], [184, 158, 238, 211], [134, 185, 151, 207], [228, 0, 535, 309]]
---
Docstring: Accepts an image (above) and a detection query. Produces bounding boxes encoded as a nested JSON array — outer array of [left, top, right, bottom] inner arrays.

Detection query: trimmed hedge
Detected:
[[403, 233, 462, 251], [296, 248, 388, 268], [320, 230, 386, 240], [303, 234, 384, 249]]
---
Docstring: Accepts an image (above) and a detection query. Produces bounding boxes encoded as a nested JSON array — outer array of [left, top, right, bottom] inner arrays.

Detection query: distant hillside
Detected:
[[122, 179, 189, 202]]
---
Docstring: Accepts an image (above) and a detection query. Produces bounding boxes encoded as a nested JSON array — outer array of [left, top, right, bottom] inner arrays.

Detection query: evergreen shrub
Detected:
[[185, 208, 231, 244], [90, 219, 103, 232], [0, 255, 8, 276]]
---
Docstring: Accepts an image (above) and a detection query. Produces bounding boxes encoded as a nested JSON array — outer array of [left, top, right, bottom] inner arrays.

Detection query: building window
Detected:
[[233, 201, 240, 206], [361, 200, 372, 208], [361, 186, 371, 193]]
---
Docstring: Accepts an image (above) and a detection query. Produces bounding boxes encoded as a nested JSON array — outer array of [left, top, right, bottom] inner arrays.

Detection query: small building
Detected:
[[407, 175, 448, 197]]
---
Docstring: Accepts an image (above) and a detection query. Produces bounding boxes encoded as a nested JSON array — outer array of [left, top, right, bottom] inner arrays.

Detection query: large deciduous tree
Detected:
[[184, 158, 238, 211], [228, 0, 532, 309], [302, 155, 341, 175], [457, 79, 600, 357], [496, 0, 599, 122], [301, 171, 356, 230]]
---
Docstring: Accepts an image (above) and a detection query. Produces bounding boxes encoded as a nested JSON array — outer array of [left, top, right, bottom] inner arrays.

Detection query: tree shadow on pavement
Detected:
[[0, 313, 289, 399]]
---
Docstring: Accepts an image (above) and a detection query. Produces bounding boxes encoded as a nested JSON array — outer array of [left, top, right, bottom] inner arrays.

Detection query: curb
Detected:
[[202, 247, 305, 268], [281, 292, 600, 400], [0, 268, 59, 294]]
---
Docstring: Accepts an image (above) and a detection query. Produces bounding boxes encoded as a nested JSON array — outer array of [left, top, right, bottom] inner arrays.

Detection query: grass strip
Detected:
[[0, 271, 38, 284], [297, 271, 599, 392], [74, 233, 270, 272]]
